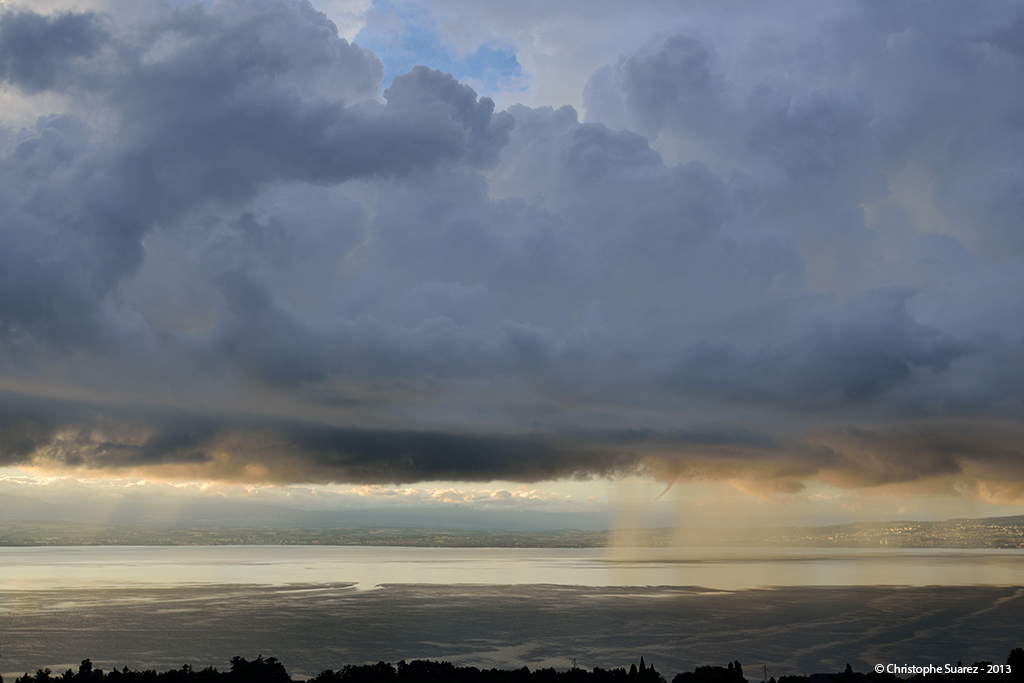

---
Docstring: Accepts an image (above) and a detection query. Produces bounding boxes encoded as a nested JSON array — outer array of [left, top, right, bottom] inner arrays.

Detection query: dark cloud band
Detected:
[[0, 0, 1023, 503]]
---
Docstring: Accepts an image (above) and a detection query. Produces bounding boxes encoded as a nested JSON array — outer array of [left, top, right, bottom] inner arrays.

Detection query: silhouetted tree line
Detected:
[[6, 649, 1022, 683]]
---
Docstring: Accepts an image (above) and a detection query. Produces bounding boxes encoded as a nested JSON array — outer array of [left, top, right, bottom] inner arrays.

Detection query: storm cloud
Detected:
[[1, 0, 1024, 503]]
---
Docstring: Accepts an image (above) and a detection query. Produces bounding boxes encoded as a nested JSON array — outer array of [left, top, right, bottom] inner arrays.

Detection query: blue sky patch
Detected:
[[354, 0, 526, 97]]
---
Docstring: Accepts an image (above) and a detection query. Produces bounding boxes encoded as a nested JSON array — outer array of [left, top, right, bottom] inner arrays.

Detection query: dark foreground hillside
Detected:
[[9, 651, 1024, 683]]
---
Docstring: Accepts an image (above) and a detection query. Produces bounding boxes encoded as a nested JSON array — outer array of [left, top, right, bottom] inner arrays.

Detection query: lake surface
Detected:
[[2, 546, 1023, 680], [3, 545, 1024, 591]]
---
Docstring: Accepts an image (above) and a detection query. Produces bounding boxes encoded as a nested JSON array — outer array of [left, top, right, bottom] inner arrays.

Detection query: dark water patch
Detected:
[[3, 584, 1023, 680]]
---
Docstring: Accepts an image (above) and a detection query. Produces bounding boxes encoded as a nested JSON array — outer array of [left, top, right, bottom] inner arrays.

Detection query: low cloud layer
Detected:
[[1, 0, 1024, 504]]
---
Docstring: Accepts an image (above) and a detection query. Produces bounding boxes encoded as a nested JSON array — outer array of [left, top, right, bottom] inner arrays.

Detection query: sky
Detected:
[[1, 0, 1023, 530]]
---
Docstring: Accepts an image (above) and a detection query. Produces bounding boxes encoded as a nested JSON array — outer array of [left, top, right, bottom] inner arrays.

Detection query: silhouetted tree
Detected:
[[1008, 649, 1024, 682], [11, 648, 1024, 683], [72, 660, 102, 683], [533, 668, 562, 683], [227, 656, 290, 683], [339, 661, 396, 683], [674, 664, 742, 683]]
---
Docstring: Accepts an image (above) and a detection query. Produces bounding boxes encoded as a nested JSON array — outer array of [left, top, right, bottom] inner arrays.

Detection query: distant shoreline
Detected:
[[1, 515, 1022, 548]]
